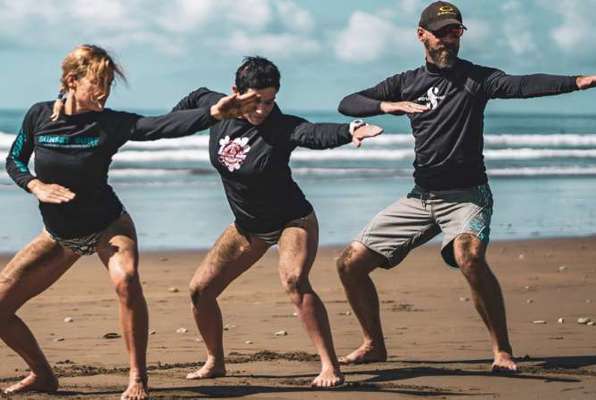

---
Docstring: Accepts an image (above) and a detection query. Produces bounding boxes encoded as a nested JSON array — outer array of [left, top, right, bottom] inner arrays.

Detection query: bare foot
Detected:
[[3, 372, 58, 395], [491, 351, 518, 373], [339, 342, 387, 365], [120, 375, 148, 400], [311, 367, 344, 388], [186, 359, 226, 380]]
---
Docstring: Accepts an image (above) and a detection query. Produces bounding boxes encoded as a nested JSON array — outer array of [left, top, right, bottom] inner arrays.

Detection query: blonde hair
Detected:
[[51, 44, 126, 120]]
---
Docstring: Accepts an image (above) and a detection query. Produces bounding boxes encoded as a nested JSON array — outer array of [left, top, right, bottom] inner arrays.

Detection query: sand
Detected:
[[1, 236, 595, 399]]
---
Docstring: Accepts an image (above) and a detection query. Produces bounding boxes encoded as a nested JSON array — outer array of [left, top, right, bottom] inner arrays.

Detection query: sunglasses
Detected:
[[432, 25, 465, 38]]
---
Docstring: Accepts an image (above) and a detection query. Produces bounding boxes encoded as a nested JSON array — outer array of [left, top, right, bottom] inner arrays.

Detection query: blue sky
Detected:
[[2, 0, 596, 113]]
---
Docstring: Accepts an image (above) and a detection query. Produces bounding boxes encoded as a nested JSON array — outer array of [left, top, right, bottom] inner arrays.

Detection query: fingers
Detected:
[[400, 102, 429, 113], [33, 183, 76, 204]]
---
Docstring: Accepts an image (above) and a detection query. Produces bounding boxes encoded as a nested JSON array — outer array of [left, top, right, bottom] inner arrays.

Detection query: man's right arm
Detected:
[[338, 75, 428, 117]]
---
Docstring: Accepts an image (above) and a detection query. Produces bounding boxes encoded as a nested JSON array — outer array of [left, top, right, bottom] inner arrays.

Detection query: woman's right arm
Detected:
[[5, 106, 75, 203]]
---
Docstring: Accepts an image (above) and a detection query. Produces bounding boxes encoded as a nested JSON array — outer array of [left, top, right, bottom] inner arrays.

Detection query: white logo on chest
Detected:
[[218, 136, 251, 172], [416, 87, 446, 110]]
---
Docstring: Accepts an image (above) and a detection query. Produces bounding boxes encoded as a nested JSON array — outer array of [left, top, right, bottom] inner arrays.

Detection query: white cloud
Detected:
[[335, 11, 416, 63], [0, 0, 320, 59], [544, 0, 596, 51], [501, 1, 538, 56], [225, 31, 321, 58]]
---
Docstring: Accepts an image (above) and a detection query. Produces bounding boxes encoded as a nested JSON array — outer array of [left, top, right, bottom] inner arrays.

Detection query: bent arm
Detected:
[[484, 70, 578, 99], [6, 126, 36, 191], [338, 75, 403, 117]]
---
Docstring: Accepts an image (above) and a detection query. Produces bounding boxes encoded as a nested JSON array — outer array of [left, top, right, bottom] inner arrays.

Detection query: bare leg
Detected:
[[0, 232, 80, 395], [453, 234, 517, 372], [336, 241, 388, 364], [96, 213, 149, 400], [187, 224, 269, 379], [277, 213, 343, 387]]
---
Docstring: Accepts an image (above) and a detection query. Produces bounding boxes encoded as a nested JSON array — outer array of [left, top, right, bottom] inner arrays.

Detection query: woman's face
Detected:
[[237, 87, 277, 126], [71, 74, 111, 112]]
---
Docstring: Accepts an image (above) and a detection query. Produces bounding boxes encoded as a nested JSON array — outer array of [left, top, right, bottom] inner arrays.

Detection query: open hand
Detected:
[[210, 92, 260, 120], [380, 101, 429, 115], [577, 75, 596, 90], [27, 179, 76, 204], [352, 124, 383, 147]]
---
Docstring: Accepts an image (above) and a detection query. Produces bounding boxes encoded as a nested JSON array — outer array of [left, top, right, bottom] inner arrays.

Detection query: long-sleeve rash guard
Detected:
[[6, 101, 216, 238], [338, 58, 578, 190], [173, 88, 353, 233]]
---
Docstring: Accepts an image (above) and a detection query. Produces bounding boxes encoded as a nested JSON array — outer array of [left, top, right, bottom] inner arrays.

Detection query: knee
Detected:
[[280, 274, 309, 303], [113, 271, 142, 302], [457, 253, 488, 277], [336, 245, 364, 282], [189, 280, 215, 306]]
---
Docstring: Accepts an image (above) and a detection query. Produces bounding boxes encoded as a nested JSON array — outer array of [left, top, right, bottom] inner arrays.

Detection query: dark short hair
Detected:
[[235, 56, 281, 94]]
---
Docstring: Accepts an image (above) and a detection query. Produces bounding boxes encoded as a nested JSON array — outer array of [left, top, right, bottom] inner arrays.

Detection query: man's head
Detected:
[[417, 1, 466, 68], [233, 56, 280, 125]]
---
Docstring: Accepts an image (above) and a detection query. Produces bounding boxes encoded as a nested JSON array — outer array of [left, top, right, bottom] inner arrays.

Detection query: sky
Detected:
[[2, 0, 596, 114]]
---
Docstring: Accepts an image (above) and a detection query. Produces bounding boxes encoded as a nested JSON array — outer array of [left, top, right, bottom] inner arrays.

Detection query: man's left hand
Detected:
[[576, 75, 596, 90]]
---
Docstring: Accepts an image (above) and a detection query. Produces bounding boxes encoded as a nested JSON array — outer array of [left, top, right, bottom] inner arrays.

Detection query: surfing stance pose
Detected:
[[335, 1, 596, 372], [1, 44, 257, 400], [174, 56, 382, 387]]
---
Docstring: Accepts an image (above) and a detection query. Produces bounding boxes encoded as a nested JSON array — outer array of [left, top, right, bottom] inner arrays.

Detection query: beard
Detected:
[[424, 39, 459, 68]]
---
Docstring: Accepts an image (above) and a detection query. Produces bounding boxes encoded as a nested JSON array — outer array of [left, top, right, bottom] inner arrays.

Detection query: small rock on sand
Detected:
[[557, 318, 565, 324], [532, 320, 547, 324], [223, 324, 236, 331], [274, 330, 288, 336], [588, 321, 595, 326], [168, 287, 179, 293], [54, 337, 65, 342], [64, 317, 73, 323], [526, 299, 534, 304], [244, 340, 253, 344], [176, 328, 188, 334], [459, 297, 470, 302], [149, 330, 157, 335], [577, 317, 591, 325], [558, 265, 568, 272], [102, 332, 121, 339]]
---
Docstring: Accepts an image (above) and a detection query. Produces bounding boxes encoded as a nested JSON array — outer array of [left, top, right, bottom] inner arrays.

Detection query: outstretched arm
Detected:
[[130, 91, 259, 141], [483, 69, 581, 99], [289, 117, 383, 150]]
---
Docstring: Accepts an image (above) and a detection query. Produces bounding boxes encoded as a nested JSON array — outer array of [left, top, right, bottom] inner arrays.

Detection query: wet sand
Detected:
[[1, 237, 595, 399]]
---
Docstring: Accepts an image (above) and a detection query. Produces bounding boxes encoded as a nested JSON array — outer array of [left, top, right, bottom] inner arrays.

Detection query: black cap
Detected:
[[419, 1, 466, 32]]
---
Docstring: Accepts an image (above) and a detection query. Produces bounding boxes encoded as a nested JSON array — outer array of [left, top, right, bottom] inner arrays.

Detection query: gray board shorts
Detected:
[[355, 184, 493, 269]]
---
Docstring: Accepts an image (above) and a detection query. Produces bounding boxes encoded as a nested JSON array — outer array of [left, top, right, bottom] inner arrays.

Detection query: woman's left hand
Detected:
[[352, 124, 383, 147]]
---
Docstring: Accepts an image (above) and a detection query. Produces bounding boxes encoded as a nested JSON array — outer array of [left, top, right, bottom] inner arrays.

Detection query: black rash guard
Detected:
[[338, 58, 579, 190], [6, 101, 216, 238], [173, 88, 353, 233]]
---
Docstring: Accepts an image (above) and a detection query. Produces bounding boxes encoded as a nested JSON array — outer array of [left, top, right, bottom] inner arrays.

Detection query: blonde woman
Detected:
[[1, 44, 257, 399]]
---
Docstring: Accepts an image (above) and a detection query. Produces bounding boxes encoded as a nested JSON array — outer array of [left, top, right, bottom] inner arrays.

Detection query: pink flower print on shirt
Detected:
[[218, 136, 251, 172]]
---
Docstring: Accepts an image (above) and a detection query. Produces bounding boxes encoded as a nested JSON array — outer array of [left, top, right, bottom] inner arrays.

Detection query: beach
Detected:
[[1, 237, 595, 399]]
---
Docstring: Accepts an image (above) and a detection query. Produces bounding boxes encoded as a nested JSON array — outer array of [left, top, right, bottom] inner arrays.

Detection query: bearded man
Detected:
[[335, 1, 596, 371]]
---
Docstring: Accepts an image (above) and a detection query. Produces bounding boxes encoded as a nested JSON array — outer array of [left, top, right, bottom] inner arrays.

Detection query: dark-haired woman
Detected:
[[175, 56, 383, 387]]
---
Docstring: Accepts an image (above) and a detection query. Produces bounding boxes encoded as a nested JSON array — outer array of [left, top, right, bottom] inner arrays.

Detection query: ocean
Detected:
[[1, 109, 596, 253]]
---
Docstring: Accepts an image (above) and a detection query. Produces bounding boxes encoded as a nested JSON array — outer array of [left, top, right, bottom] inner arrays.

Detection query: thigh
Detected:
[[277, 213, 318, 282], [0, 231, 80, 313], [96, 213, 139, 278], [191, 224, 270, 295], [356, 196, 440, 268]]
